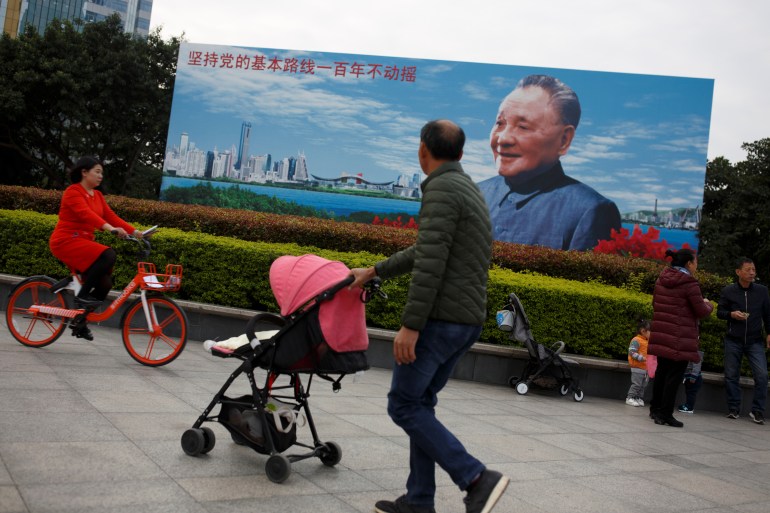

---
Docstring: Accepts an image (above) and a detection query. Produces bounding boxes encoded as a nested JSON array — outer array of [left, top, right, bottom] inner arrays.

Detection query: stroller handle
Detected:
[[318, 276, 356, 302], [319, 276, 386, 303]]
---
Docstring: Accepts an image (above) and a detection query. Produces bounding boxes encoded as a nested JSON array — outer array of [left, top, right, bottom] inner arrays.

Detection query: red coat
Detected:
[[49, 184, 135, 273], [649, 266, 713, 362]]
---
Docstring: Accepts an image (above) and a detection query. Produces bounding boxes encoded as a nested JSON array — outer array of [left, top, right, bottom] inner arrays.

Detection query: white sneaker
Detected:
[[635, 398, 645, 407], [625, 398, 637, 406]]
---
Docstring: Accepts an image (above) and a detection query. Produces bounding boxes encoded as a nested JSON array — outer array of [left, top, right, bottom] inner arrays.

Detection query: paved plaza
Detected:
[[2, 322, 770, 513]]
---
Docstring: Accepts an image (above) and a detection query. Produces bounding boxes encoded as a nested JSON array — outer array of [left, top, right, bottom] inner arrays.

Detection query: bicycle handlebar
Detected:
[[111, 228, 153, 260]]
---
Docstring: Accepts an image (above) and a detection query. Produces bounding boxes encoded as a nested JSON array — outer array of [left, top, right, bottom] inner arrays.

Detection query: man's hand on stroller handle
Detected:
[[349, 264, 409, 363], [348, 267, 377, 289], [349, 268, 387, 303]]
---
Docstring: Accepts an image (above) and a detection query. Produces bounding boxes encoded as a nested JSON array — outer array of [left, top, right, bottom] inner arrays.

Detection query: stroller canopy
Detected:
[[269, 254, 368, 353]]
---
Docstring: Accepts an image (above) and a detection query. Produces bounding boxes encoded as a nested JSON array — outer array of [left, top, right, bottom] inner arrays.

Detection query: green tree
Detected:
[[699, 138, 770, 277], [0, 16, 180, 198]]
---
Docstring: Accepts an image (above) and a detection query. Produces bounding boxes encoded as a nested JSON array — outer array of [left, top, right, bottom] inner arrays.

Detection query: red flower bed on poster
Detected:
[[593, 225, 691, 261]]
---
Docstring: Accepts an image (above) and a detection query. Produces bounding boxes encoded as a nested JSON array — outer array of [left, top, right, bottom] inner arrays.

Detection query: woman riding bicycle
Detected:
[[49, 156, 143, 339]]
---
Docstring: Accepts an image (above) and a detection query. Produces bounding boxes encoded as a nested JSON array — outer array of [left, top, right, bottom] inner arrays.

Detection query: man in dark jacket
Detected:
[[717, 257, 770, 424], [350, 120, 508, 513]]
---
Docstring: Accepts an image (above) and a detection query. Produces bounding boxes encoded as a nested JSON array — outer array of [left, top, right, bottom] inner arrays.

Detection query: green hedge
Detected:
[[0, 185, 732, 297], [0, 209, 731, 372]]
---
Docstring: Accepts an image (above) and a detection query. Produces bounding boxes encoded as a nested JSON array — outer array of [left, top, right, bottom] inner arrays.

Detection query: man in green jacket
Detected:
[[350, 120, 509, 513]]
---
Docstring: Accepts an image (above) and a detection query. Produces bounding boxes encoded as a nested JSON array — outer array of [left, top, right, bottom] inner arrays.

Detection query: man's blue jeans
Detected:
[[724, 337, 768, 414], [387, 320, 486, 508]]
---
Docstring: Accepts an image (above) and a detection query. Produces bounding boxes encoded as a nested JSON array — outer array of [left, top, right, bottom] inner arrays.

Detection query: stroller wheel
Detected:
[[515, 382, 529, 395], [508, 376, 520, 389], [573, 390, 585, 402], [319, 441, 342, 467], [181, 428, 208, 456], [201, 427, 216, 453], [265, 454, 292, 483], [559, 384, 570, 396]]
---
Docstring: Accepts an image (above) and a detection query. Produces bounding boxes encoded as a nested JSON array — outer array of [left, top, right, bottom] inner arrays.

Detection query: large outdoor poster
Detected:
[[161, 42, 714, 251]]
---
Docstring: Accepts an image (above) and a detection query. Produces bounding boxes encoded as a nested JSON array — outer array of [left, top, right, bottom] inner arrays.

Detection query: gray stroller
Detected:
[[496, 292, 584, 402]]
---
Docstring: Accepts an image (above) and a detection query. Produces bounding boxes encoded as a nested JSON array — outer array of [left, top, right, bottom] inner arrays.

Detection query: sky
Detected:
[[149, 0, 769, 164]]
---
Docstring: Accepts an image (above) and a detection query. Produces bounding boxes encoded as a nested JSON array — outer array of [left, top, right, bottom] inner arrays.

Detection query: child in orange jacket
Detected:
[[626, 319, 652, 407]]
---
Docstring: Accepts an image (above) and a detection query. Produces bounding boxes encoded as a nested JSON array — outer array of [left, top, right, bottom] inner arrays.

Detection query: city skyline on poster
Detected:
[[161, 42, 714, 247]]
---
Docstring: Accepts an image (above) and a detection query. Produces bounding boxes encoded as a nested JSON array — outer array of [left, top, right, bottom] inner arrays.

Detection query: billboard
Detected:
[[161, 42, 714, 251]]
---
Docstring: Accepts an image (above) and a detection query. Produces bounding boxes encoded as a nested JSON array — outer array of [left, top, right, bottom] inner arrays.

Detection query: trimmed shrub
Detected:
[[0, 185, 732, 297], [0, 208, 733, 372]]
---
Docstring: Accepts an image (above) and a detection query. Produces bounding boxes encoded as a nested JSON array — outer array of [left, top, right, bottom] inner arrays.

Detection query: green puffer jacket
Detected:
[[375, 162, 493, 330]]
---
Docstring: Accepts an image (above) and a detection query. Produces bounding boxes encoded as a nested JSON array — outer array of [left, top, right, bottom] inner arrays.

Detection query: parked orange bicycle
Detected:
[[5, 226, 188, 366]]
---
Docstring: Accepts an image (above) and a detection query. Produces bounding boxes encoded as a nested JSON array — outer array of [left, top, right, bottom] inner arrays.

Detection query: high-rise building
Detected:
[[248, 155, 270, 181], [12, 0, 84, 36], [212, 151, 232, 179], [264, 153, 272, 172], [294, 151, 309, 181], [179, 132, 189, 157], [235, 121, 251, 171], [204, 151, 215, 179], [227, 145, 237, 178], [184, 148, 206, 177], [287, 157, 296, 181], [1, 0, 25, 37], [82, 0, 152, 36], [3, 0, 152, 37]]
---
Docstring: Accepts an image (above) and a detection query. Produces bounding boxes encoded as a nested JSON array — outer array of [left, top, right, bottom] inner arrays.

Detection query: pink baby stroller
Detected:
[[181, 254, 384, 483]]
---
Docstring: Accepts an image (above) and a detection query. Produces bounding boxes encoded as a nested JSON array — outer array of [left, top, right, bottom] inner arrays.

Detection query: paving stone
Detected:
[[2, 322, 770, 512]]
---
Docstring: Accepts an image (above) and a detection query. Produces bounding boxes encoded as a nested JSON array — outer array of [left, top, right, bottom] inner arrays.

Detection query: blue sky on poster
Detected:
[[150, 0, 770, 214], [168, 42, 712, 214]]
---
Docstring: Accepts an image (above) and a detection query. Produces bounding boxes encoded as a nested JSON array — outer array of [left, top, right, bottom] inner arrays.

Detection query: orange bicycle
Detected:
[[5, 226, 188, 366]]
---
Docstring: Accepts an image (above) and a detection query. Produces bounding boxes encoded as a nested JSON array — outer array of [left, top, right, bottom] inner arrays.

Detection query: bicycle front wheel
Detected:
[[120, 295, 188, 366], [6, 276, 68, 347]]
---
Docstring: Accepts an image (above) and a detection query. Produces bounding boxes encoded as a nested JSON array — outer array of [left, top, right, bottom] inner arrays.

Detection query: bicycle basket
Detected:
[[138, 262, 183, 292]]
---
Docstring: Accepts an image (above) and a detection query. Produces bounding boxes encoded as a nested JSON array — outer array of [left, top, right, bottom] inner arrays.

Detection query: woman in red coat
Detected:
[[49, 157, 141, 339], [648, 248, 713, 427]]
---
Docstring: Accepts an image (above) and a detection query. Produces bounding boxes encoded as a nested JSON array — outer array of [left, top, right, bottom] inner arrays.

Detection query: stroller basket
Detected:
[[181, 254, 382, 483], [496, 292, 584, 402], [218, 395, 297, 454]]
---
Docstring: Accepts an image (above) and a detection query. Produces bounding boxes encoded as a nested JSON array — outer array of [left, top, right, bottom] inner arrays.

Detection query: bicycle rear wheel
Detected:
[[120, 295, 188, 366], [5, 276, 68, 347]]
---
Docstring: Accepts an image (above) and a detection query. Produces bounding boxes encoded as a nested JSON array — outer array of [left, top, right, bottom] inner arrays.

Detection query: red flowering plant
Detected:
[[593, 225, 691, 261], [372, 215, 419, 230]]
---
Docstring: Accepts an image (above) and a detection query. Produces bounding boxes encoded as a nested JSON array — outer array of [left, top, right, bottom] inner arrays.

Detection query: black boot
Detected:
[[70, 315, 94, 341], [654, 415, 683, 428]]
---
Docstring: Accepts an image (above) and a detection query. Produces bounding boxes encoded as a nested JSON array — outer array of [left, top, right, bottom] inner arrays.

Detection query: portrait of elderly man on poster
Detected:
[[477, 74, 621, 251]]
